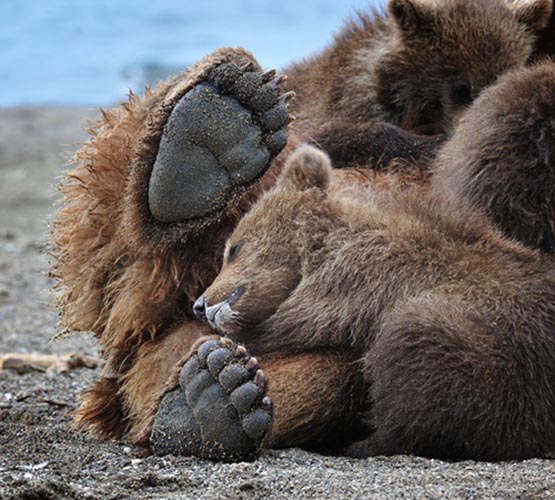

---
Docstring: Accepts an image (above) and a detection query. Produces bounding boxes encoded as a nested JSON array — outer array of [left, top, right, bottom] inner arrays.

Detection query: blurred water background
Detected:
[[1, 0, 380, 107]]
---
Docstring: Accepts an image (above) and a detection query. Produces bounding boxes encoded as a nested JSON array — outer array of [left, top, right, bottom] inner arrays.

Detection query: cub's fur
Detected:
[[200, 143, 555, 461], [432, 62, 555, 252], [285, 0, 552, 138]]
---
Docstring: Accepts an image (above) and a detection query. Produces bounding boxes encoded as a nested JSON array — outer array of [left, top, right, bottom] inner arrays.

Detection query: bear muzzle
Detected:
[[193, 287, 245, 333]]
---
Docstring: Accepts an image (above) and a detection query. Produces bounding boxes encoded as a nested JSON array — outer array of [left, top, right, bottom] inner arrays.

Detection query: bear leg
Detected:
[[311, 120, 446, 170], [350, 296, 555, 461], [53, 48, 294, 358], [52, 48, 296, 441]]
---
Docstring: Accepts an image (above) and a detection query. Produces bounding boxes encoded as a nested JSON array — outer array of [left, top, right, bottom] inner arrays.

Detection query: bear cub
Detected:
[[285, 0, 552, 140], [197, 145, 555, 461]]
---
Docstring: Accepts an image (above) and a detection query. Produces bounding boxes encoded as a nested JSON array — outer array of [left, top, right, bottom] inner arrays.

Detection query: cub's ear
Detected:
[[511, 0, 552, 33], [388, 0, 434, 34], [278, 145, 332, 192]]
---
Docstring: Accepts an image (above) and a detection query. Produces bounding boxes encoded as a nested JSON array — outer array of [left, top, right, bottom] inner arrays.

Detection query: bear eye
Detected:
[[451, 80, 472, 106], [227, 241, 243, 264]]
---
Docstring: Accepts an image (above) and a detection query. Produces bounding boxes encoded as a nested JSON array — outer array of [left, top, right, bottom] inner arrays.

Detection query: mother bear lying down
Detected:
[[52, 0, 555, 462], [152, 142, 555, 462]]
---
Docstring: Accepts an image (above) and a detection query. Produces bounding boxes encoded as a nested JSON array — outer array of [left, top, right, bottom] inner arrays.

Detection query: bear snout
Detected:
[[192, 295, 206, 319], [195, 286, 245, 333]]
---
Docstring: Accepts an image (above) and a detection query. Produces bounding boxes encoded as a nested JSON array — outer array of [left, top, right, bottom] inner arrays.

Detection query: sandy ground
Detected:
[[1, 106, 555, 499]]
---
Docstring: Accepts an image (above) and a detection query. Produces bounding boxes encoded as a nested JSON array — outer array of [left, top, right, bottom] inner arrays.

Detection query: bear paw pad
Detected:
[[148, 60, 291, 223]]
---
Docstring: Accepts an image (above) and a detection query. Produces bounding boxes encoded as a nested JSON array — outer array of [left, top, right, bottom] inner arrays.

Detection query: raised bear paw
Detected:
[[150, 338, 273, 462], [148, 60, 292, 223]]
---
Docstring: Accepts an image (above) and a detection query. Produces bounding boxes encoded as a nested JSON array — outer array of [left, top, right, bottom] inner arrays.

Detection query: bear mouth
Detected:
[[205, 302, 238, 334], [205, 287, 245, 334]]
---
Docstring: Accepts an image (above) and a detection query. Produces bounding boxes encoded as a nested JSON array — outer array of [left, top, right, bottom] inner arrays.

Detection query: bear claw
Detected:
[[148, 60, 290, 224], [150, 338, 273, 462]]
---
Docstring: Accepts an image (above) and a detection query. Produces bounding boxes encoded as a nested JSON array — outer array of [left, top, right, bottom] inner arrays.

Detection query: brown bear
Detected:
[[174, 133, 555, 461], [432, 62, 555, 252], [51, 0, 553, 455], [283, 0, 553, 167]]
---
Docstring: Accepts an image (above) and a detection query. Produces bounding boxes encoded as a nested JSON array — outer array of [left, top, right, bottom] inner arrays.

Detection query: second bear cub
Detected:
[[286, 0, 553, 138]]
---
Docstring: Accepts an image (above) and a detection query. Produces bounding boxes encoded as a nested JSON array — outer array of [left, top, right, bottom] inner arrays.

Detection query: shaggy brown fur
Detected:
[[52, 0, 554, 450], [261, 350, 366, 450], [53, 48, 297, 440], [432, 62, 555, 252], [199, 144, 555, 461], [284, 0, 551, 138]]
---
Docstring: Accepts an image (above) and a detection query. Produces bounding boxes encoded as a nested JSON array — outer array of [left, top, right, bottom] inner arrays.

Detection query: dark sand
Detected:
[[1, 106, 554, 499]]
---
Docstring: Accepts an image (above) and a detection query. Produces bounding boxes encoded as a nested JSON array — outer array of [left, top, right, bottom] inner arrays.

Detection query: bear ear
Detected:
[[388, 0, 434, 34], [511, 0, 553, 33], [278, 145, 332, 192]]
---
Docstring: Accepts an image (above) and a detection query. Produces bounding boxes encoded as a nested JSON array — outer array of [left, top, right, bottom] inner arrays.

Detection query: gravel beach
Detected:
[[1, 106, 554, 499]]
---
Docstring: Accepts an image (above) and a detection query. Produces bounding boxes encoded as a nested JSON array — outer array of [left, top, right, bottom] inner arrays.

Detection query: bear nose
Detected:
[[193, 296, 206, 319]]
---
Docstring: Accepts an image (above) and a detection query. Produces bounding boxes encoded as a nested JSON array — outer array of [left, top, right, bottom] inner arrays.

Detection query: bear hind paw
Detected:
[[150, 338, 273, 462], [148, 61, 291, 223]]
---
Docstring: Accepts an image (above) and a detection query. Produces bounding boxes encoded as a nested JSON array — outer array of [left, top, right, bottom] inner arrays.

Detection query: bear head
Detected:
[[193, 146, 334, 336]]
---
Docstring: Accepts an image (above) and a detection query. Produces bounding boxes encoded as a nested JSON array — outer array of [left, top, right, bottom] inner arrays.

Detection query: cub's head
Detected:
[[378, 0, 552, 133], [193, 146, 333, 336]]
